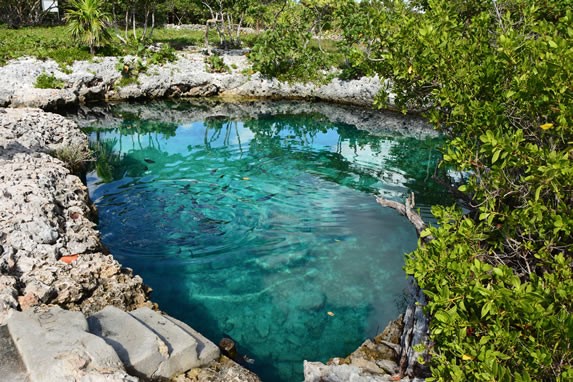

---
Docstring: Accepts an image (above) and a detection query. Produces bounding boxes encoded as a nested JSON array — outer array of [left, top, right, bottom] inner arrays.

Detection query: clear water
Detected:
[[86, 102, 447, 382]]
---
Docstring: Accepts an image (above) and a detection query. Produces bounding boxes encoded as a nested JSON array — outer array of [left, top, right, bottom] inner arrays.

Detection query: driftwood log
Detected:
[[376, 192, 432, 379], [376, 192, 432, 242]]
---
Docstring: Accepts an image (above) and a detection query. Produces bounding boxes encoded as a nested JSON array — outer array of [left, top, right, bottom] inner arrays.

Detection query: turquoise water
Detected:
[[86, 103, 446, 381]]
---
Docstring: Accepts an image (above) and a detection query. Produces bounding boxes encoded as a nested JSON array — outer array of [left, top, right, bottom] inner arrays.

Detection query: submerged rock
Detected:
[[304, 307, 429, 382]]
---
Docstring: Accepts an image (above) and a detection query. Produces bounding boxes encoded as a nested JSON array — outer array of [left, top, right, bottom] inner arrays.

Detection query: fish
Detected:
[[144, 158, 155, 164], [256, 193, 277, 202], [243, 355, 255, 364]]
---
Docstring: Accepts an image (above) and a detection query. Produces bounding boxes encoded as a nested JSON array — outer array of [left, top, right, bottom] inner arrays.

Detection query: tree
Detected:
[[65, 0, 111, 54], [0, 0, 60, 27], [337, 0, 573, 380], [249, 0, 350, 81]]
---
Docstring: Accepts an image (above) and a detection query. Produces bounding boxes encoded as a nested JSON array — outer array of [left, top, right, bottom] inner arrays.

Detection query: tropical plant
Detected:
[[337, 0, 573, 380], [204, 53, 229, 73], [51, 144, 92, 176], [34, 72, 65, 89], [65, 0, 112, 55], [249, 0, 342, 82]]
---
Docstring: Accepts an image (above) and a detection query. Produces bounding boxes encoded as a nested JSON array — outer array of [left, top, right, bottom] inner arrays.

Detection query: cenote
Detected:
[[84, 101, 448, 382]]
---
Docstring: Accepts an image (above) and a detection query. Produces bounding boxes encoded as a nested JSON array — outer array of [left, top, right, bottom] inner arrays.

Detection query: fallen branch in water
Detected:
[[376, 192, 432, 242], [377, 192, 433, 379]]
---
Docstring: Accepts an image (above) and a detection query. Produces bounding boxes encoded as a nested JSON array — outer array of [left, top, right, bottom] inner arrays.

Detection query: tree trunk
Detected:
[[149, 10, 155, 40], [142, 8, 149, 41], [132, 8, 137, 40], [125, 10, 129, 41]]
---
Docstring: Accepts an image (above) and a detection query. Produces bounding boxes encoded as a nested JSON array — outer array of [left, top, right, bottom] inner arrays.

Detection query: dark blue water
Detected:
[[86, 103, 446, 381]]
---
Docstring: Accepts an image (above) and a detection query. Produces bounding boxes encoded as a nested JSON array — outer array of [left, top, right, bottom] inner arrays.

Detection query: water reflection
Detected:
[[85, 102, 449, 382]]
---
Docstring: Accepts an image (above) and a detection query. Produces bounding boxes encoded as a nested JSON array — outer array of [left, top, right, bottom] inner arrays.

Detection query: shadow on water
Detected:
[[85, 100, 452, 382]]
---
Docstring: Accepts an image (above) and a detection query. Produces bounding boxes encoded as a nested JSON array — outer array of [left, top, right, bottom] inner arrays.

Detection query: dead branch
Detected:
[[376, 192, 432, 242]]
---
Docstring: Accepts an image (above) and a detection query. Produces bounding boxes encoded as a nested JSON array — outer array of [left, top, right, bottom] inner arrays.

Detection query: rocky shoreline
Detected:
[[0, 52, 385, 112], [0, 52, 430, 382]]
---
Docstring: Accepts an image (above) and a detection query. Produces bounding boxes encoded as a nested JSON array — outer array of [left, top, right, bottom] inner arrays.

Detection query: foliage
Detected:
[[114, 42, 177, 87], [248, 1, 341, 82], [65, 0, 112, 55], [115, 56, 145, 86], [34, 72, 65, 89], [158, 0, 209, 24], [0, 26, 93, 67], [51, 144, 92, 176], [0, 0, 59, 27], [204, 53, 229, 73], [338, 0, 573, 380]]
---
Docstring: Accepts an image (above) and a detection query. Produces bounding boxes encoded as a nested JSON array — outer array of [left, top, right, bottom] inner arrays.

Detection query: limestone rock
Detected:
[[0, 275, 18, 325], [304, 361, 393, 382], [11, 88, 78, 111], [0, 53, 389, 109], [6, 305, 137, 382], [175, 356, 261, 382], [0, 108, 151, 315], [88, 306, 170, 379]]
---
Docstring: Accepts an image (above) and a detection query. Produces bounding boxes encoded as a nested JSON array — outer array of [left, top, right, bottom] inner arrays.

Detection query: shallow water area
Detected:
[[85, 101, 447, 382]]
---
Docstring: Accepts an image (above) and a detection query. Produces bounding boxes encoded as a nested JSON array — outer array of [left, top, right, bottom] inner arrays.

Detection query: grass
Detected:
[[51, 144, 92, 176], [0, 24, 262, 67], [34, 72, 65, 89], [0, 25, 92, 66]]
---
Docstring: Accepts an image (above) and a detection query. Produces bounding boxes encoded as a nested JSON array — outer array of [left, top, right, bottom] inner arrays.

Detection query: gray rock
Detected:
[[0, 324, 30, 382], [7, 305, 136, 382], [0, 53, 390, 109], [175, 355, 261, 382], [10, 88, 78, 111], [0, 276, 18, 325], [129, 307, 201, 378], [88, 306, 169, 379], [162, 313, 221, 365], [0, 108, 151, 314], [304, 361, 393, 382]]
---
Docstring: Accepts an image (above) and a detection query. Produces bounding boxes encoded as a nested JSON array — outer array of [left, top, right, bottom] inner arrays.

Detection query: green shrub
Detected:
[[204, 54, 229, 73], [34, 72, 65, 89], [248, 3, 338, 83], [147, 44, 177, 66], [51, 144, 92, 176], [339, 0, 573, 380]]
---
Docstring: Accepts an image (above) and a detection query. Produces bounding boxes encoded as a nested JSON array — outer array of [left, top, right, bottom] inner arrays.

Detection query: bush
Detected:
[[204, 53, 229, 73], [34, 72, 65, 89], [340, 0, 573, 380], [51, 144, 92, 176], [249, 3, 338, 83]]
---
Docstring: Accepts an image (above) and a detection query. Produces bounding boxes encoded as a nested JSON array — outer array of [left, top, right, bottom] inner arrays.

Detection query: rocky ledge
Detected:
[[0, 107, 259, 381], [304, 286, 430, 382], [0, 52, 385, 111]]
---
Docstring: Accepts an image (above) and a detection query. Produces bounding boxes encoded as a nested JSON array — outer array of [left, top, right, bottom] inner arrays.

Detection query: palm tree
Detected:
[[65, 0, 111, 55]]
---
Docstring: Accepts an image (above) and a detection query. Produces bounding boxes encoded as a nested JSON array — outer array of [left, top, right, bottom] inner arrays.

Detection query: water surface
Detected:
[[86, 102, 447, 381]]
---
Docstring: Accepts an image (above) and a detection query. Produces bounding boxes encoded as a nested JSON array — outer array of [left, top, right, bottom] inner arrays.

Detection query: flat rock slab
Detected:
[[0, 325, 30, 382], [129, 307, 200, 378], [162, 313, 220, 365], [6, 305, 136, 382], [88, 305, 169, 379]]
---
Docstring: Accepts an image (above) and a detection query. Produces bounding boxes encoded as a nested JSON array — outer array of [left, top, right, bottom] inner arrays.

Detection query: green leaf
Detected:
[[492, 149, 501, 164], [434, 310, 451, 324]]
